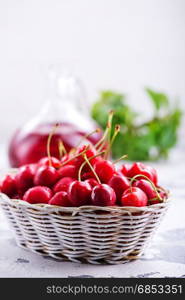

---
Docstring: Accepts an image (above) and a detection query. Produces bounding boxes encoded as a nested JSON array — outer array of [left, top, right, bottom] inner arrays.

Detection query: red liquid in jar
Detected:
[[8, 122, 101, 167]]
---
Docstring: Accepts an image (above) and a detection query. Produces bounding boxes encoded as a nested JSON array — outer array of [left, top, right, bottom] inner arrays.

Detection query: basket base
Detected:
[[16, 240, 143, 264]]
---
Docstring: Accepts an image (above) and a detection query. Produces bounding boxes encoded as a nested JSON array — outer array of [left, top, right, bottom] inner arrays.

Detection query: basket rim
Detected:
[[0, 191, 170, 214]]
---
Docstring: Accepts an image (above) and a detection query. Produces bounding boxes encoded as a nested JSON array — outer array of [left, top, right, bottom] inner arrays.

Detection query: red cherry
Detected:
[[147, 166, 158, 186], [158, 190, 168, 202], [91, 184, 116, 206], [53, 177, 75, 193], [75, 145, 98, 165], [85, 178, 99, 188], [49, 191, 71, 206], [121, 187, 148, 207], [148, 187, 167, 205], [108, 174, 130, 203], [12, 194, 21, 199], [1, 174, 17, 197], [58, 165, 78, 179], [34, 166, 59, 187], [23, 186, 52, 204], [15, 164, 35, 193], [133, 179, 157, 200], [94, 160, 115, 183], [68, 181, 92, 206], [119, 164, 131, 177], [159, 190, 167, 200], [60, 154, 74, 165], [81, 171, 97, 181], [37, 157, 61, 169], [127, 162, 158, 185]]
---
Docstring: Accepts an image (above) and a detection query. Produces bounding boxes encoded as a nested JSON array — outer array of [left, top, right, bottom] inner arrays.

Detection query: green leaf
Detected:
[[91, 90, 136, 130], [145, 88, 169, 110], [91, 89, 182, 161]]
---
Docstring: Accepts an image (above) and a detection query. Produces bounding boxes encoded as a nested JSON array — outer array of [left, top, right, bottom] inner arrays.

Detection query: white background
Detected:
[[0, 0, 185, 143]]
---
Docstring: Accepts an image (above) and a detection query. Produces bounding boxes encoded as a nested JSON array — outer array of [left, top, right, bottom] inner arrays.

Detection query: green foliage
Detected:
[[91, 88, 183, 161], [145, 88, 169, 111]]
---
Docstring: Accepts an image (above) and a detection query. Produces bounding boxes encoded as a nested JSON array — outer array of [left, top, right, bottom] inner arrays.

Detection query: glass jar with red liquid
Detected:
[[8, 67, 101, 167]]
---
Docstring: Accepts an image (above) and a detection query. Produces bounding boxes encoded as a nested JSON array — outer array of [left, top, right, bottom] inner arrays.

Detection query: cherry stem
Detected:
[[113, 154, 128, 164], [130, 174, 163, 202], [75, 128, 101, 149], [107, 110, 114, 143], [148, 197, 160, 202], [60, 145, 90, 167], [104, 124, 120, 159], [96, 138, 107, 153], [83, 154, 101, 184], [78, 151, 105, 182], [95, 111, 114, 150], [69, 147, 77, 155], [95, 127, 109, 150], [47, 123, 59, 167], [58, 141, 63, 159], [58, 140, 67, 159]]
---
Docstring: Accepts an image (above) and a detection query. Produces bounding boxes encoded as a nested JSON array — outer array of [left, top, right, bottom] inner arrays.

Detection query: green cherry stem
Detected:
[[75, 128, 101, 149], [60, 145, 90, 167], [113, 154, 128, 164], [95, 111, 114, 150], [95, 127, 109, 150], [130, 174, 163, 201], [104, 125, 120, 159], [107, 110, 114, 144], [47, 123, 59, 167], [78, 151, 105, 182], [83, 154, 101, 184], [58, 140, 67, 159], [58, 140, 63, 159]]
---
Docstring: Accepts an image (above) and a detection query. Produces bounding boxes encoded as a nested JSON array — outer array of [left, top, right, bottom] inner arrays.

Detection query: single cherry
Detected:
[[94, 160, 115, 183], [158, 190, 167, 202], [147, 166, 158, 186], [60, 153, 76, 166], [68, 181, 92, 206], [58, 165, 78, 179], [133, 179, 157, 201], [91, 184, 116, 206], [119, 164, 131, 177], [0, 174, 17, 197], [127, 162, 158, 185], [81, 171, 97, 181], [121, 187, 148, 207], [53, 177, 75, 193], [23, 186, 52, 204], [49, 191, 71, 206], [15, 164, 35, 194], [12, 194, 21, 199], [108, 174, 130, 203], [74, 145, 101, 172], [75, 145, 98, 165], [37, 156, 61, 169], [85, 178, 99, 188], [148, 187, 167, 205], [34, 165, 59, 187]]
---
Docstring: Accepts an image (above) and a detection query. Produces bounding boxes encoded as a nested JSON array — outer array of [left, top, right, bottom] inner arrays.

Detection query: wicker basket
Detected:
[[0, 192, 169, 264]]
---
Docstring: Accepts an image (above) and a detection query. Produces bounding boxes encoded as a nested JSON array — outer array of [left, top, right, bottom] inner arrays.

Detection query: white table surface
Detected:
[[0, 145, 185, 278]]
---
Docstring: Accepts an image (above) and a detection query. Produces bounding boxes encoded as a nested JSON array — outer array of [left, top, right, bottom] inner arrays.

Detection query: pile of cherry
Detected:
[[0, 144, 167, 207]]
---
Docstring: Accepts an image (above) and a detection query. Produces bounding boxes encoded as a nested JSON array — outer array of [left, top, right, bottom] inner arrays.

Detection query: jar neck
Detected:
[[46, 70, 88, 114]]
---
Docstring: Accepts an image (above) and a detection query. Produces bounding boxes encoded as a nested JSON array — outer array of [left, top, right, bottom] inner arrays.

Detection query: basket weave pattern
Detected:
[[0, 193, 169, 264]]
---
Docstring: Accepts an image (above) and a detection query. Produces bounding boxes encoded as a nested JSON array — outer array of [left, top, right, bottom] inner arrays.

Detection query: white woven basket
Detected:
[[0, 192, 169, 264]]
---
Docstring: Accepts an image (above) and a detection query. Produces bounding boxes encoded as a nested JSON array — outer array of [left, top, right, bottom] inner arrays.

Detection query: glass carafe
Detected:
[[8, 67, 101, 167]]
